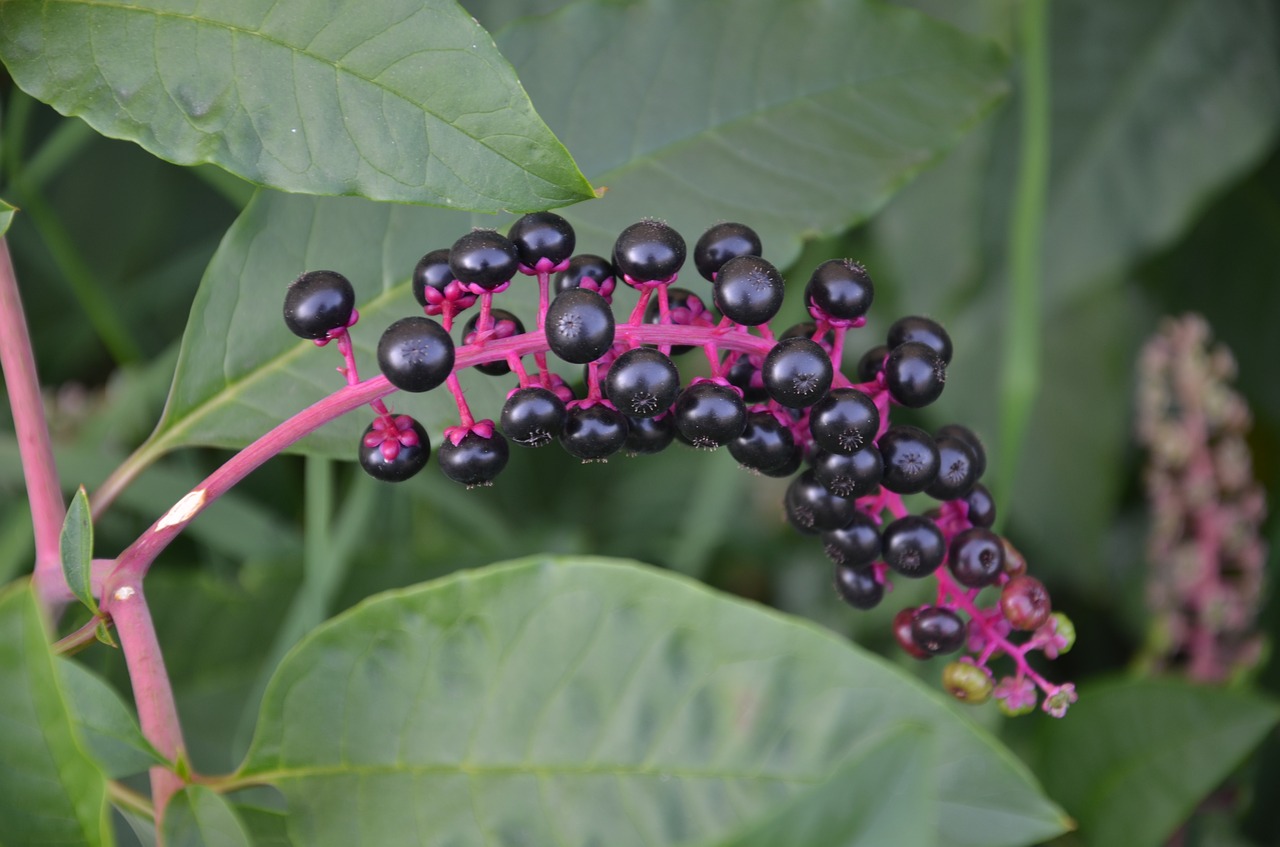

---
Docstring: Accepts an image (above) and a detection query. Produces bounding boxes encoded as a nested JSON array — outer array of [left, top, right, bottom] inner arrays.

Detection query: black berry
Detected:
[[822, 510, 882, 567], [694, 221, 762, 280], [545, 288, 616, 364], [449, 229, 519, 290], [810, 447, 882, 499], [604, 347, 681, 418], [785, 470, 857, 535], [713, 255, 786, 326], [806, 259, 873, 322], [881, 514, 945, 578], [963, 483, 997, 528], [411, 249, 453, 308], [624, 412, 676, 455], [762, 337, 833, 408], [877, 424, 939, 494], [462, 309, 525, 377], [936, 423, 987, 481], [507, 211, 575, 268], [500, 387, 566, 448], [283, 270, 355, 339], [925, 433, 978, 501], [809, 388, 880, 454], [377, 317, 455, 393], [674, 382, 747, 449], [559, 403, 629, 461], [911, 606, 967, 655], [948, 527, 1005, 588], [885, 341, 946, 408], [438, 430, 509, 487], [857, 344, 889, 382], [614, 219, 686, 282], [894, 607, 932, 660], [554, 254, 615, 300], [887, 315, 953, 364], [724, 353, 768, 403], [358, 417, 430, 483], [833, 563, 884, 611], [728, 410, 796, 474]]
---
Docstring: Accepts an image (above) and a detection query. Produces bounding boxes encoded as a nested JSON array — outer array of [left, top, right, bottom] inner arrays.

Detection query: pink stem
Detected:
[[0, 238, 66, 605]]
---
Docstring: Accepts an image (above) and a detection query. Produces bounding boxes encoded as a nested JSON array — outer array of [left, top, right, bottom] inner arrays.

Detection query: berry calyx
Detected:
[[806, 259, 873, 323], [283, 270, 355, 339], [358, 415, 430, 483], [377, 316, 455, 393], [694, 221, 762, 280], [613, 219, 686, 283], [604, 347, 681, 418], [1001, 575, 1052, 631], [910, 606, 967, 655], [438, 427, 510, 487], [762, 337, 833, 408], [508, 211, 575, 269], [545, 288, 616, 364], [501, 387, 566, 448], [449, 229, 519, 290], [712, 255, 786, 326]]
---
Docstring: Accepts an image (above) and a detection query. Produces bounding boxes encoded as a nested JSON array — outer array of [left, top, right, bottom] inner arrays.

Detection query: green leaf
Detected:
[[0, 197, 15, 235], [0, 581, 112, 847], [60, 485, 97, 615], [0, 0, 594, 211], [1034, 678, 1280, 847], [60, 660, 168, 779], [163, 787, 252, 847], [234, 806, 293, 847], [241, 557, 1067, 847]]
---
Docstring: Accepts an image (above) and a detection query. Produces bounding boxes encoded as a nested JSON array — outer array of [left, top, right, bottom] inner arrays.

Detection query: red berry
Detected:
[[1001, 575, 1052, 631]]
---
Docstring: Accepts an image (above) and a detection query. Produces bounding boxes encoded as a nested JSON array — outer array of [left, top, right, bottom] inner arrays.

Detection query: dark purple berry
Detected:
[[822, 510, 881, 568], [614, 219, 686, 282], [724, 354, 768, 403], [438, 430, 509, 487], [911, 606, 967, 655], [411, 249, 453, 308], [377, 317, 455, 393], [1001, 575, 1052, 631], [806, 259, 873, 322], [762, 337, 833, 408], [760, 442, 803, 478], [881, 514, 945, 578], [694, 222, 762, 280], [283, 270, 355, 339], [462, 309, 525, 376], [500, 387, 566, 448], [507, 211, 575, 268], [877, 424, 939, 494], [624, 412, 676, 455], [888, 315, 952, 364], [712, 255, 785, 326], [645, 288, 710, 356], [833, 563, 883, 610], [358, 417, 430, 483], [857, 344, 889, 382], [963, 483, 997, 528], [885, 341, 946, 408], [936, 423, 987, 481], [810, 447, 882, 499], [948, 527, 1005, 588], [809, 388, 880, 454], [674, 382, 747, 449], [925, 434, 978, 501], [894, 607, 931, 660], [560, 403, 629, 461], [729, 410, 796, 474], [449, 230, 519, 290], [604, 347, 681, 418], [545, 288, 616, 364], [785, 470, 857, 535], [554, 254, 616, 300]]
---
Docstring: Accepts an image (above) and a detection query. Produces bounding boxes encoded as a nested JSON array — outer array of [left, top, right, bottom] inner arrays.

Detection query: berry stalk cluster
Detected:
[[282, 213, 1075, 715]]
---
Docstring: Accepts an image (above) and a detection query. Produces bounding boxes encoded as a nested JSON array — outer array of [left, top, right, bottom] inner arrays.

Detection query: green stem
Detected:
[[19, 118, 96, 195], [995, 0, 1050, 513], [1, 89, 35, 186]]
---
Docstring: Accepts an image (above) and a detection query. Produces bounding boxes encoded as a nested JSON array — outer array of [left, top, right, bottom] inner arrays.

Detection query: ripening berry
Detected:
[[911, 606, 967, 656], [943, 661, 994, 704], [1001, 575, 1052, 631]]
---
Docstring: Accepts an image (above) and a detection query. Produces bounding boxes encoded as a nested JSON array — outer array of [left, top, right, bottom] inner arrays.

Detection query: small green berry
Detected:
[[942, 661, 993, 705]]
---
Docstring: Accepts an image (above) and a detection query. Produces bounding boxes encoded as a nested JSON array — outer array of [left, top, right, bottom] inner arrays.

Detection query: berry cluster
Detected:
[[281, 214, 1075, 716]]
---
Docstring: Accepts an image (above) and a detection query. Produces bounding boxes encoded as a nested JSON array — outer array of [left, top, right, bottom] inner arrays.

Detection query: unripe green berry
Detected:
[[997, 697, 1036, 718], [942, 661, 993, 705], [1048, 612, 1076, 654]]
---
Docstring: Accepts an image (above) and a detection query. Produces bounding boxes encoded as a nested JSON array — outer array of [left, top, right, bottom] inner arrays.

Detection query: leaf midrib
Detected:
[[242, 760, 824, 784]]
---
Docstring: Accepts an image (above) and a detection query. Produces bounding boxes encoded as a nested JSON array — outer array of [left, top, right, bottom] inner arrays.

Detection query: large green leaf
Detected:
[[0, 0, 593, 211], [163, 787, 253, 847], [60, 660, 167, 779], [240, 557, 1067, 847], [135, 0, 1008, 459], [1034, 678, 1280, 847], [0, 582, 112, 847]]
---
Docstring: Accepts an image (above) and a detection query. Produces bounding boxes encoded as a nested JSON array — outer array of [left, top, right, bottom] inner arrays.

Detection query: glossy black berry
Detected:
[[936, 423, 987, 481], [809, 388, 880, 454], [377, 317, 455, 393], [358, 417, 430, 483], [613, 219, 686, 282], [888, 315, 953, 364], [507, 211, 575, 267], [760, 442, 803, 478], [438, 430, 509, 487], [624, 412, 676, 455], [948, 527, 1005, 588], [822, 510, 882, 568], [545, 288, 616, 364], [877, 424, 939, 494], [694, 221, 762, 280], [857, 344, 889, 382], [554, 254, 616, 299], [713, 255, 786, 326], [500, 387, 566, 448], [728, 410, 796, 474], [911, 607, 967, 655], [833, 563, 884, 611], [724, 354, 768, 403], [881, 514, 946, 578], [674, 382, 747, 449], [604, 347, 681, 418], [806, 259, 873, 322], [885, 341, 947, 408], [283, 270, 355, 339], [762, 338, 833, 408], [560, 403, 629, 461], [925, 433, 978, 501], [810, 447, 882, 499], [963, 483, 997, 528], [461, 309, 525, 376], [449, 229, 519, 289], [894, 607, 932, 660], [785, 470, 857, 535], [411, 249, 453, 308]]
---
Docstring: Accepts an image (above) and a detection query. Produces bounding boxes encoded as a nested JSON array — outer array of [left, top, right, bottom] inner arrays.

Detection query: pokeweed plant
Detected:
[[3, 0, 1272, 846]]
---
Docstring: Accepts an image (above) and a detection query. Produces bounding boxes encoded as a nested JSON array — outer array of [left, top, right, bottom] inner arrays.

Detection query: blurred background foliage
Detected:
[[2, 0, 1279, 844]]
